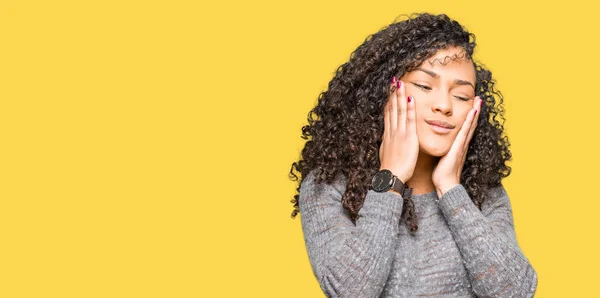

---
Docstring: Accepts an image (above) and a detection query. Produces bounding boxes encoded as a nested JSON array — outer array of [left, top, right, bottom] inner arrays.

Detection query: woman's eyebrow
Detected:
[[414, 68, 475, 89]]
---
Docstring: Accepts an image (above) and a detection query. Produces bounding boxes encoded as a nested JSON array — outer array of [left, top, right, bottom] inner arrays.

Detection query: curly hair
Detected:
[[288, 12, 511, 235]]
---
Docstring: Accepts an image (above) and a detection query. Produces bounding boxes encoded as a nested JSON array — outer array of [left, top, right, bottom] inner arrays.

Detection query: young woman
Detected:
[[288, 13, 537, 297]]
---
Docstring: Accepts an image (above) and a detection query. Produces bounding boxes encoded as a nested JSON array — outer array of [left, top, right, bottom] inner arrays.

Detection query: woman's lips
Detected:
[[427, 122, 453, 134], [425, 119, 455, 135]]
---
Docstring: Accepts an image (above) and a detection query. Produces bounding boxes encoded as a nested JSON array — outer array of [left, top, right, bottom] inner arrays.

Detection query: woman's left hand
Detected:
[[432, 96, 482, 198]]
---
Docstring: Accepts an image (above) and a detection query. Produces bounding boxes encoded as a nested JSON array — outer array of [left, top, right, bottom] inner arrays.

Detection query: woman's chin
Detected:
[[419, 141, 451, 157]]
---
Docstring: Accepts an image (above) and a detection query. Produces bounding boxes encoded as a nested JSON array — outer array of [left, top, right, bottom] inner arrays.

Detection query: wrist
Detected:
[[436, 182, 460, 198], [373, 168, 410, 195], [380, 167, 410, 184]]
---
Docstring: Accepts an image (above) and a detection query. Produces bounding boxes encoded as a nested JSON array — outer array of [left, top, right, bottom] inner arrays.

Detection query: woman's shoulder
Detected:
[[481, 183, 512, 212], [486, 183, 508, 199], [300, 169, 348, 199]]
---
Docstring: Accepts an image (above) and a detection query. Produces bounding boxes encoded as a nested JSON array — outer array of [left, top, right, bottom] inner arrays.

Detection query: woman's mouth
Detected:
[[425, 119, 455, 135]]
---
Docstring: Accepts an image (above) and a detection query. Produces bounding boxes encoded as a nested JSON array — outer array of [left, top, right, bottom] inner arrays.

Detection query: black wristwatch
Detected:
[[371, 169, 411, 196]]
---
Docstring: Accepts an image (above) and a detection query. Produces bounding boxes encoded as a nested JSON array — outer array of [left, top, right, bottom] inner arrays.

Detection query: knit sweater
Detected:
[[298, 170, 538, 297]]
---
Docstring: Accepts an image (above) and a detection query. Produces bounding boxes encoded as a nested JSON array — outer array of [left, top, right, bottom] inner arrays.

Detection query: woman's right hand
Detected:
[[378, 77, 419, 184]]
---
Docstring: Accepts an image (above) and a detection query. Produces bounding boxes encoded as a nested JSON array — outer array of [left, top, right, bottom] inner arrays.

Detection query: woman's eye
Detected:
[[413, 83, 431, 90], [412, 83, 471, 101]]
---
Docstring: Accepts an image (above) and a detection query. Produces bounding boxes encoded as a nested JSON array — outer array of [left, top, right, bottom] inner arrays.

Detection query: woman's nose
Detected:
[[431, 93, 453, 115]]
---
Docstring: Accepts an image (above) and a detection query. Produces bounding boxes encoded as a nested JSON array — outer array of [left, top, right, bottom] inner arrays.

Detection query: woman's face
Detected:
[[399, 46, 477, 157]]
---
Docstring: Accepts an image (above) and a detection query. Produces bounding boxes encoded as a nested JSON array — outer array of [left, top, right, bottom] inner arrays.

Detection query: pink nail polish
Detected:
[[397, 80, 402, 88], [407, 96, 412, 103], [474, 110, 478, 115], [392, 77, 397, 84]]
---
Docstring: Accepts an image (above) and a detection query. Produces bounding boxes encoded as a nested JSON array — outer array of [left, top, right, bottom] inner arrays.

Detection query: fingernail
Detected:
[[474, 110, 478, 115], [392, 77, 397, 84], [397, 80, 402, 88], [407, 96, 412, 103], [479, 100, 483, 107]]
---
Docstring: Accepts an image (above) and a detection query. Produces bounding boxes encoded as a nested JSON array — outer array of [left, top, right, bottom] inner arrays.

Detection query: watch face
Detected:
[[372, 169, 393, 192]]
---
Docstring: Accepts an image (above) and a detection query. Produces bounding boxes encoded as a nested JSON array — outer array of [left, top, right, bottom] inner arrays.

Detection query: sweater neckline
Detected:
[[410, 190, 438, 200]]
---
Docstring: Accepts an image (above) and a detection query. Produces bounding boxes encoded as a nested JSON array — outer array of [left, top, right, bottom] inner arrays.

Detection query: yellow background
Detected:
[[1, 0, 597, 297]]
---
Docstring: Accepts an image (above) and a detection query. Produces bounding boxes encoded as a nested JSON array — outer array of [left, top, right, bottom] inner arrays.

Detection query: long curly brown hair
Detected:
[[288, 12, 511, 234]]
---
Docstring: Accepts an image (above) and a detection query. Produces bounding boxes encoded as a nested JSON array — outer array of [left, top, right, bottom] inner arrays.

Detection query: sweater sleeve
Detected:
[[437, 184, 538, 297], [298, 171, 404, 297]]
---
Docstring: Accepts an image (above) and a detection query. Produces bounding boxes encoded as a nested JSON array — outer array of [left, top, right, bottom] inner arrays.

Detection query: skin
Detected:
[[380, 46, 482, 198]]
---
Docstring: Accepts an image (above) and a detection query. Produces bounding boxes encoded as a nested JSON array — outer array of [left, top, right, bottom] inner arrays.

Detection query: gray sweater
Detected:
[[298, 170, 537, 297]]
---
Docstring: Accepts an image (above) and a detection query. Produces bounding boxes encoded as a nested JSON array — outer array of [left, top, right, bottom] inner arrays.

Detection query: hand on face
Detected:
[[378, 77, 419, 184], [432, 96, 482, 197]]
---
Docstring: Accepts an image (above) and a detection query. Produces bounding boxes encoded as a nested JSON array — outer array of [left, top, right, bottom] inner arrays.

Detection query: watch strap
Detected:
[[392, 176, 412, 198]]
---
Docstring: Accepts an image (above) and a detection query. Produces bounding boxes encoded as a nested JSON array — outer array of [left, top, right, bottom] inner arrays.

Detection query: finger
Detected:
[[397, 80, 407, 133], [384, 102, 390, 141], [384, 80, 395, 140], [456, 104, 476, 149], [391, 80, 399, 131], [406, 93, 416, 135], [464, 96, 482, 148]]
